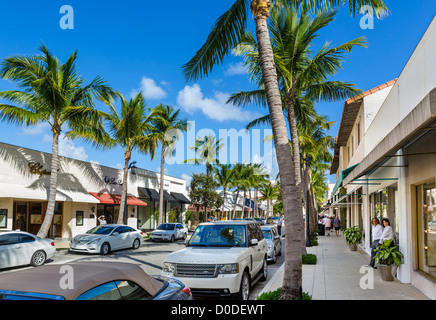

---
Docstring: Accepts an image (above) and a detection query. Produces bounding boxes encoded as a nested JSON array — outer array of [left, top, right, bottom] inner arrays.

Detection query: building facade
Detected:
[[328, 15, 436, 300], [0, 142, 189, 240]]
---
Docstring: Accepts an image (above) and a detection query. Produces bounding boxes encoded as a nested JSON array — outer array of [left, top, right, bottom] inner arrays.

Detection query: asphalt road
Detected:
[[0, 237, 285, 300]]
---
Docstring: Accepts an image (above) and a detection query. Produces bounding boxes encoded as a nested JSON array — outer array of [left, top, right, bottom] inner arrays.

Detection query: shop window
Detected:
[[417, 180, 436, 279], [0, 209, 7, 228], [76, 211, 84, 226]]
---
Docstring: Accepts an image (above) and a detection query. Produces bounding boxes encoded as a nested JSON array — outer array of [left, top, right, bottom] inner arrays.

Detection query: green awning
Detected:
[[332, 163, 359, 195]]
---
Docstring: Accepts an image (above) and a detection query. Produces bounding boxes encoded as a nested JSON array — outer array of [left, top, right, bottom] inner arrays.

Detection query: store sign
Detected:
[[104, 176, 123, 185], [28, 162, 51, 178]]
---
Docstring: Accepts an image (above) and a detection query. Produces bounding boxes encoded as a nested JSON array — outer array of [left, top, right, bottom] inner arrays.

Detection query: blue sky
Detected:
[[0, 0, 435, 187]]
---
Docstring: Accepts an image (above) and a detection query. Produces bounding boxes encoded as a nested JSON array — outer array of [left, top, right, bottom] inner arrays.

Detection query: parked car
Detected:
[[0, 231, 56, 269], [428, 220, 436, 232], [150, 223, 188, 242], [0, 261, 193, 300], [69, 224, 143, 255], [244, 217, 264, 225], [261, 225, 282, 263], [266, 216, 282, 224], [161, 220, 267, 300]]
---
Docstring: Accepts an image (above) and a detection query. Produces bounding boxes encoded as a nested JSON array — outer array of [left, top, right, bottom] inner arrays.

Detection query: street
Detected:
[[0, 237, 285, 300]]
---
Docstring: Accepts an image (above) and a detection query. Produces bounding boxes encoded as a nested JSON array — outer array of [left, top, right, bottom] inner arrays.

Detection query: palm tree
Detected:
[[70, 92, 158, 224], [212, 163, 235, 218], [259, 181, 278, 217], [183, 0, 388, 301], [230, 6, 364, 255], [184, 135, 223, 176], [229, 163, 247, 219], [0, 45, 116, 238], [144, 105, 188, 227]]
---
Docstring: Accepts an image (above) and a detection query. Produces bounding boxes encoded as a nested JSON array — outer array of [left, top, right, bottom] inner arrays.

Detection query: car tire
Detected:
[[238, 272, 250, 300], [100, 242, 110, 255], [30, 250, 46, 267], [132, 238, 140, 249], [272, 249, 277, 264], [260, 257, 268, 281], [170, 235, 175, 243]]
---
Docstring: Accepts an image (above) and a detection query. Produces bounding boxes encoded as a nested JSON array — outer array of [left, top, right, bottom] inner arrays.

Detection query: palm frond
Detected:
[[182, 0, 249, 82]]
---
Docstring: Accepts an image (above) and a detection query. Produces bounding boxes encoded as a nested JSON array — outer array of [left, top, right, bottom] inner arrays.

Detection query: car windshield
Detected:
[[86, 225, 115, 235], [262, 230, 272, 240], [188, 224, 246, 247], [157, 224, 175, 230]]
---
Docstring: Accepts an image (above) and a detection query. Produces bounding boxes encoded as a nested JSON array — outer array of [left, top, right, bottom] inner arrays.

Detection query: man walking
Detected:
[[369, 218, 383, 268]]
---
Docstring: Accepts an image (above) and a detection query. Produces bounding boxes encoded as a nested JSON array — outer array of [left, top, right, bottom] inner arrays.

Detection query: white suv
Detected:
[[161, 220, 267, 300]]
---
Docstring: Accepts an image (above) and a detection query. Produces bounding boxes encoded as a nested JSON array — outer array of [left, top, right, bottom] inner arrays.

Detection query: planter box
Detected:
[[348, 244, 358, 251], [378, 264, 398, 281]]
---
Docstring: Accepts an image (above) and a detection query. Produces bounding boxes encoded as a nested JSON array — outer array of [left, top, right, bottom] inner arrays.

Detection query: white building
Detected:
[[328, 14, 436, 300], [0, 141, 189, 240]]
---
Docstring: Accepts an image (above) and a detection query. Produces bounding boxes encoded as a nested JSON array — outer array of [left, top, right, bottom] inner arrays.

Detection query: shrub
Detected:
[[302, 253, 317, 264], [256, 288, 312, 300]]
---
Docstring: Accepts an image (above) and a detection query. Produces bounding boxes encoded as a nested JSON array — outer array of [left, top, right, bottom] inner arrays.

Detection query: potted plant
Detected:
[[343, 226, 363, 251], [374, 239, 403, 281]]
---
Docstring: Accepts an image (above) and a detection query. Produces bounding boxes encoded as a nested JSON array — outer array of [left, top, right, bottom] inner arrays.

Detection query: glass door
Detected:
[[417, 180, 436, 279]]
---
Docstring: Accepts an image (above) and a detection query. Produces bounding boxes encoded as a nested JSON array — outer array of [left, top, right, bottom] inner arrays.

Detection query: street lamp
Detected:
[[123, 161, 137, 224]]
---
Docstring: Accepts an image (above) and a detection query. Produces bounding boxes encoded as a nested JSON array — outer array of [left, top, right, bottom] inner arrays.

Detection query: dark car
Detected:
[[0, 262, 193, 300]]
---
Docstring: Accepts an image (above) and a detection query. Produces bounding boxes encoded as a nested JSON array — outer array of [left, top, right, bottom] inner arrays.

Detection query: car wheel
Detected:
[[238, 272, 250, 300], [277, 245, 282, 256], [272, 249, 277, 264], [260, 257, 268, 281], [132, 238, 140, 249], [100, 242, 110, 255], [30, 250, 46, 267], [170, 235, 175, 243]]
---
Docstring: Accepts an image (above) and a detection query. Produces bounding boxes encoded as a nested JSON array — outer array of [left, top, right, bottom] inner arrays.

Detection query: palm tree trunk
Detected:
[[287, 100, 307, 255], [37, 131, 60, 238], [242, 190, 247, 219], [249, 188, 252, 218], [251, 0, 302, 300], [232, 187, 240, 220], [158, 145, 165, 226], [222, 187, 226, 219], [118, 154, 130, 224]]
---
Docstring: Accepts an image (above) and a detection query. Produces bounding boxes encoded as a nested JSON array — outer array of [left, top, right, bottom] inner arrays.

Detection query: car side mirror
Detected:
[[250, 239, 258, 246], [112, 232, 119, 236], [274, 235, 280, 240]]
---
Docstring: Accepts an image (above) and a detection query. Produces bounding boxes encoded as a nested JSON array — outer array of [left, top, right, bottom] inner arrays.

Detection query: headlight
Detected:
[[217, 263, 239, 274], [163, 262, 176, 274], [89, 238, 101, 244], [267, 243, 273, 250]]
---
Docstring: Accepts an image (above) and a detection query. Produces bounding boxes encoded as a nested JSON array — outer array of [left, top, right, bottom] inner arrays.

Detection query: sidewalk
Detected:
[[259, 232, 429, 300]]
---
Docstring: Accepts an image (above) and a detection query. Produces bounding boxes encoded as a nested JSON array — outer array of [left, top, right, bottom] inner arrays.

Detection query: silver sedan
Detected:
[[0, 231, 56, 269], [150, 223, 188, 242], [69, 224, 143, 255]]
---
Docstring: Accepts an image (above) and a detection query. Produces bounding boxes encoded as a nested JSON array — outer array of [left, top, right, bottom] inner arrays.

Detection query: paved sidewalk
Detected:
[[259, 233, 429, 300]]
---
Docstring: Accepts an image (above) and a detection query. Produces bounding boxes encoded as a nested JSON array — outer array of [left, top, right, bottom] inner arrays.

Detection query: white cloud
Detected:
[[58, 135, 89, 161], [225, 62, 247, 76], [132, 76, 167, 100], [18, 123, 50, 136], [176, 84, 261, 122]]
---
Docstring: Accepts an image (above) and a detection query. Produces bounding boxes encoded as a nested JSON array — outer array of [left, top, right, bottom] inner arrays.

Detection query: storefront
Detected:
[[0, 142, 190, 239]]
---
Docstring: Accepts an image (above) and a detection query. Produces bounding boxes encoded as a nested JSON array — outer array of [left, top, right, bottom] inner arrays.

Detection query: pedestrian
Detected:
[[380, 218, 394, 246], [277, 218, 282, 235], [369, 217, 383, 268], [323, 216, 332, 236], [98, 215, 107, 225], [333, 216, 341, 236]]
